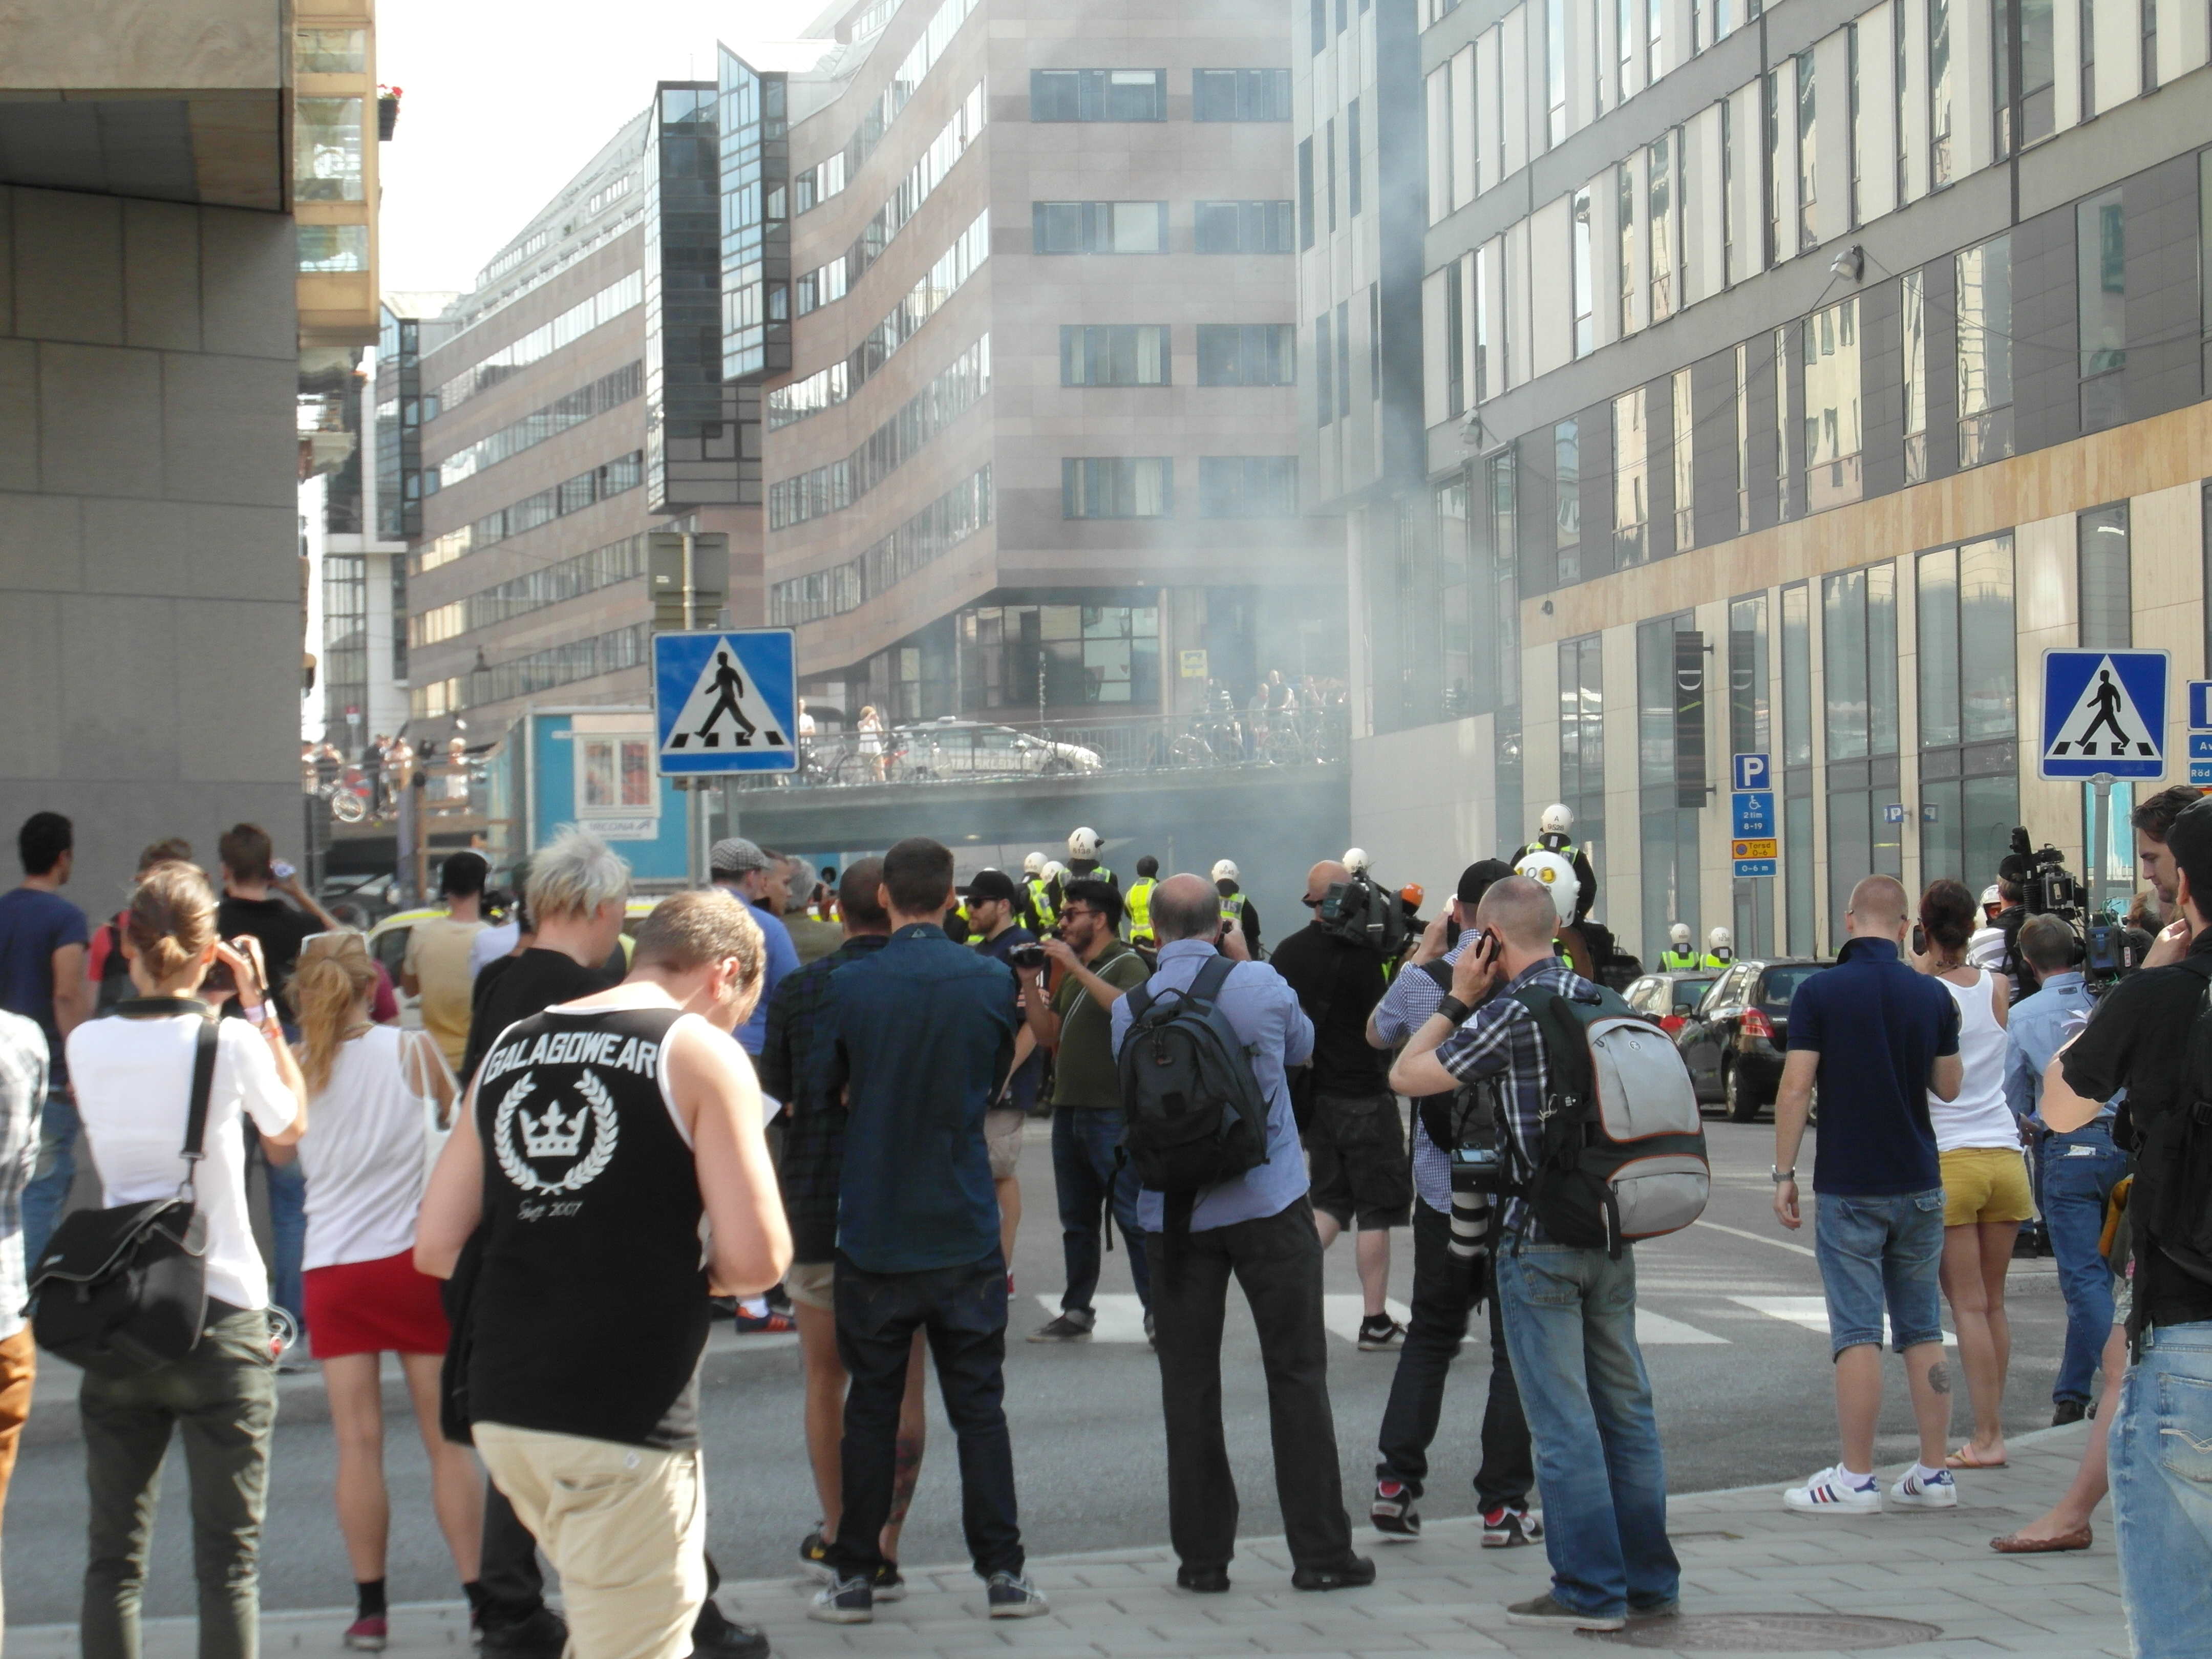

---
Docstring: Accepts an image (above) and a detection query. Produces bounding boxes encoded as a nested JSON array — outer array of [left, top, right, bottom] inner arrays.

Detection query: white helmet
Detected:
[[1043, 861, 1070, 885], [1514, 850, 1580, 924], [1540, 802, 1574, 837], [1669, 923, 1692, 948], [1211, 859, 1240, 884], [1068, 826, 1101, 859], [1343, 846, 1370, 875], [1023, 851, 1046, 876], [1980, 883, 2003, 914], [1707, 926, 1734, 953]]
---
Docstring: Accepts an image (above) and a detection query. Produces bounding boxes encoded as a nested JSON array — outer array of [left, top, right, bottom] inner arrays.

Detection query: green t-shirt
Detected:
[[1050, 940, 1152, 1109]]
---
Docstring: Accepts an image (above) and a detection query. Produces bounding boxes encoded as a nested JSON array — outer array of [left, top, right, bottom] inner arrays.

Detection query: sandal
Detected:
[[1991, 1525, 2092, 1553], [1945, 1445, 2009, 1470]]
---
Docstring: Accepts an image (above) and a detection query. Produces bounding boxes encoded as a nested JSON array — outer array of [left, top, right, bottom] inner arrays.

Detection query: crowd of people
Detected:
[[0, 795, 2204, 1658]]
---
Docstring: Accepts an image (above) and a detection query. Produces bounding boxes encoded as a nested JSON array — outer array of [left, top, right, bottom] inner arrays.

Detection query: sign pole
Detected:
[[2091, 771, 2114, 920], [683, 533, 701, 890]]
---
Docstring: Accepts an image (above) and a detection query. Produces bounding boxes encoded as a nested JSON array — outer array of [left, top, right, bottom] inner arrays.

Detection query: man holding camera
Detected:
[[1019, 878, 1153, 1342], [2040, 796, 2212, 1653], [966, 871, 1045, 1269], [1271, 861, 1410, 1350], [1362, 860, 1536, 1547]]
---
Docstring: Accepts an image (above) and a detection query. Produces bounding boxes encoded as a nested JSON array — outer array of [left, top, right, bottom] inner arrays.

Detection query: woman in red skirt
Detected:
[[285, 932, 484, 1650]]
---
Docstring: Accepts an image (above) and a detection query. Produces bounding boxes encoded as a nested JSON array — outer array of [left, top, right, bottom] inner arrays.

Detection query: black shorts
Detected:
[[1307, 1091, 1412, 1229]]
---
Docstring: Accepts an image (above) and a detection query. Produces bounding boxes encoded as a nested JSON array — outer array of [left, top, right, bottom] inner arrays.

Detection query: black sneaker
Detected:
[[1291, 1555, 1376, 1590], [1506, 1592, 1623, 1631], [690, 1600, 770, 1659], [1029, 1310, 1094, 1342], [809, 1574, 873, 1625], [479, 1607, 567, 1659], [985, 1570, 1050, 1618], [797, 1527, 832, 1581], [1370, 1480, 1421, 1541], [870, 1562, 907, 1604], [1481, 1504, 1543, 1548], [2052, 1398, 2089, 1427], [1356, 1315, 1403, 1351]]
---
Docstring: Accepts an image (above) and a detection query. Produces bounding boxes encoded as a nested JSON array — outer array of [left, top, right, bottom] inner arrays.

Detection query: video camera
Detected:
[[1315, 865, 1410, 959], [1997, 827, 2142, 988]]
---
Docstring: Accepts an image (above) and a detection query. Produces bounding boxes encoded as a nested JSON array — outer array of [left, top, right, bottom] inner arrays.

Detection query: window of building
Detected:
[[2142, 0, 2159, 89], [1917, 537, 2018, 884], [1559, 632, 1606, 869], [1615, 388, 1650, 567], [1445, 260, 1466, 415], [1485, 451, 1521, 714], [301, 223, 370, 273], [1193, 68, 1292, 119], [1299, 140, 1316, 248], [1348, 97, 1363, 217], [1572, 186, 1595, 358], [959, 603, 1161, 710], [1033, 201, 1169, 253], [1639, 614, 1705, 958], [1995, 0, 2057, 154], [578, 735, 656, 814], [296, 27, 366, 72], [1196, 199, 1295, 254], [1648, 0, 1665, 68], [1199, 456, 1299, 517], [1030, 69, 1167, 120], [1315, 312, 1334, 426], [1803, 296, 1862, 508], [1672, 369, 1695, 549], [1196, 324, 1295, 386], [1618, 166, 1638, 336], [1426, 63, 1453, 222], [1823, 561, 1903, 926], [1901, 269, 1928, 482], [1774, 324, 1796, 520], [1766, 67, 1785, 266], [2078, 188, 2127, 430], [1371, 281, 1382, 400], [1795, 52, 1817, 251], [1555, 418, 1582, 585], [1780, 580, 1815, 951], [1930, 0, 1955, 187], [1650, 135, 1676, 322], [1474, 242, 1497, 400], [1734, 341, 1752, 533], [2079, 503, 2132, 647], [1956, 233, 2014, 465], [1312, 0, 1327, 52], [1847, 22, 1862, 225], [1547, 0, 1568, 146], [1062, 457, 1173, 518], [1621, 0, 1639, 93], [295, 98, 365, 202], [2081, 0, 2097, 116], [1061, 325, 1171, 386], [1437, 478, 1475, 715], [1335, 299, 1352, 418], [1728, 592, 1776, 951]]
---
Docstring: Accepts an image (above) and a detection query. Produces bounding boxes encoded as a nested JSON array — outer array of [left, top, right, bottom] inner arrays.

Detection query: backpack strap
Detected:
[[1184, 953, 1237, 1011], [180, 1016, 219, 1197]]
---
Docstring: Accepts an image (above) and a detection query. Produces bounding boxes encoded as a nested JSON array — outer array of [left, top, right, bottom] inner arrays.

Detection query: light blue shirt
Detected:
[[1370, 940, 1471, 1216], [739, 897, 800, 1058], [1110, 939, 1314, 1232], [2004, 971, 2108, 1123]]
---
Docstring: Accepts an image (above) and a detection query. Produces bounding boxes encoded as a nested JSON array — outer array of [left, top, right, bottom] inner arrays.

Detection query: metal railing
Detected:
[[741, 706, 1349, 791]]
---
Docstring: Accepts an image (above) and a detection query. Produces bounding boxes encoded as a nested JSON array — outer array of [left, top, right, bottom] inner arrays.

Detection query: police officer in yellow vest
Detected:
[[1518, 802, 1599, 925], [1125, 855, 1160, 946], [1061, 826, 1117, 896], [1212, 858, 1262, 957], [1658, 922, 1700, 971], [1020, 850, 1056, 931], [1700, 926, 1734, 970]]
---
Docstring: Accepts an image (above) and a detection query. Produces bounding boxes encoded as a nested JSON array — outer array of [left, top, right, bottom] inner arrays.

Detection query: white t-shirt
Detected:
[[69, 1013, 300, 1311], [1929, 968, 2020, 1152], [300, 1025, 450, 1272], [470, 921, 520, 980]]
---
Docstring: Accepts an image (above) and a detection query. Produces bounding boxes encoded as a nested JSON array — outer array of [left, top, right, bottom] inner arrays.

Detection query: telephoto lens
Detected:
[[1448, 1145, 1503, 1260]]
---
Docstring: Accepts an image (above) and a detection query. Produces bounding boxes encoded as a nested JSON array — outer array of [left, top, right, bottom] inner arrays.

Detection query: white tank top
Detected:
[[1928, 968, 2018, 1152], [299, 1025, 450, 1272]]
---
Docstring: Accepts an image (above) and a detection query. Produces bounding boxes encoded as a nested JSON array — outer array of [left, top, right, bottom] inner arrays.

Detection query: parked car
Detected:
[[1673, 958, 1832, 1121], [1622, 971, 1720, 1035], [892, 718, 1103, 779]]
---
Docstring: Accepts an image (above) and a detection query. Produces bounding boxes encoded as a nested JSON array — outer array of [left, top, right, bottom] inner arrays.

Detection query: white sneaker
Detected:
[[1889, 1465, 1959, 1509], [1782, 1465, 1881, 1514]]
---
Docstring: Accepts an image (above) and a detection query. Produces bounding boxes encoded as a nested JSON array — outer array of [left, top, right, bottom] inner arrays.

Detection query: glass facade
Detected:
[[1558, 633, 1606, 876], [1638, 615, 1702, 962], [1917, 537, 2018, 886], [295, 97, 365, 201], [648, 82, 745, 513], [958, 603, 1162, 709], [718, 50, 791, 381], [375, 305, 422, 540]]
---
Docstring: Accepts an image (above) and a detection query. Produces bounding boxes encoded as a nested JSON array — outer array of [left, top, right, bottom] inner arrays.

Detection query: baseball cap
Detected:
[[1456, 858, 1515, 906], [709, 836, 772, 876], [967, 869, 1020, 906]]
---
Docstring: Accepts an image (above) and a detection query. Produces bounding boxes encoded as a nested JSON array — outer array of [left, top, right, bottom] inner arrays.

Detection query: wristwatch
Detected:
[[1771, 1166, 1796, 1185]]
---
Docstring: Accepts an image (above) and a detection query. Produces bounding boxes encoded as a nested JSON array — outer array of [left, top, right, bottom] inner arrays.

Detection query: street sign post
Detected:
[[1731, 792, 1776, 837], [1730, 754, 1778, 877], [2041, 648, 2170, 919], [1731, 838, 1778, 878]]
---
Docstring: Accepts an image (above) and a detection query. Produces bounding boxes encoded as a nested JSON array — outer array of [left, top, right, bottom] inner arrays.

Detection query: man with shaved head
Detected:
[[1772, 874, 1964, 1520], [1389, 876, 1677, 1633], [1270, 860, 1410, 1349]]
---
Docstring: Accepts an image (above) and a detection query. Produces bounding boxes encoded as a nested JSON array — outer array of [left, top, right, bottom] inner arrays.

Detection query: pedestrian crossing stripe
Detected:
[[2045, 655, 2157, 759], [651, 629, 798, 775], [1032, 1295, 1739, 1345]]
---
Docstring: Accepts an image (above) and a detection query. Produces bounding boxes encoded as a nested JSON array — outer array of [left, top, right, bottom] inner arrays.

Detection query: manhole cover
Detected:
[[1589, 1612, 1943, 1650]]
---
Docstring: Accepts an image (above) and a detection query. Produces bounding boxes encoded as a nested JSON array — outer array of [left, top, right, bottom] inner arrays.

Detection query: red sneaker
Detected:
[[735, 1309, 796, 1335]]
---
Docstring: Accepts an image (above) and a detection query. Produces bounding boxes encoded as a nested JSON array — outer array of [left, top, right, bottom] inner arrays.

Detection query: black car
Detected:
[[1621, 971, 1721, 1037], [1674, 958, 1832, 1121]]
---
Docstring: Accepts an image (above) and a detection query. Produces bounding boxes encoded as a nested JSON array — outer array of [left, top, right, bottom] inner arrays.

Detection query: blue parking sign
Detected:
[[1732, 753, 1771, 791]]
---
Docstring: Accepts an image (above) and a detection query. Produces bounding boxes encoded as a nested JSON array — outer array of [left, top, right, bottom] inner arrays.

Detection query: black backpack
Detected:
[[1117, 956, 1272, 1237], [28, 1008, 218, 1376], [2144, 958, 2212, 1299], [93, 917, 134, 1013]]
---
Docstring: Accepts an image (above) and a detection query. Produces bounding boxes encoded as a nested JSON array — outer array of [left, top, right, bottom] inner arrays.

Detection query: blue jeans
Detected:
[[1813, 1188, 1946, 1353], [1051, 1105, 1150, 1313], [259, 1142, 307, 1328], [1495, 1243, 1678, 1619], [2111, 1320, 2212, 1657], [2041, 1120, 2126, 1403], [21, 1087, 79, 1269]]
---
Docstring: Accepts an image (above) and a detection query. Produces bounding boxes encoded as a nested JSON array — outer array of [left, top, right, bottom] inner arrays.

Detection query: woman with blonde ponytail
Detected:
[[282, 931, 483, 1649]]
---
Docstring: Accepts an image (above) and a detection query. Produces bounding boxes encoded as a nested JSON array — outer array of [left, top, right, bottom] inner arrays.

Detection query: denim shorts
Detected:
[[1814, 1188, 1947, 1355]]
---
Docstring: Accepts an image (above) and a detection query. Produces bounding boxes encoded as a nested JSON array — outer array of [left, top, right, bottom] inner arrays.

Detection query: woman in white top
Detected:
[[282, 932, 482, 1651], [66, 861, 307, 1659], [1916, 878, 2029, 1472], [856, 704, 886, 781]]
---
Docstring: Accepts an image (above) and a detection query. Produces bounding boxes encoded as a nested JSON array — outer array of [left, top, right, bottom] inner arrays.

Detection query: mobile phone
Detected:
[[272, 860, 296, 882], [1911, 922, 1927, 956]]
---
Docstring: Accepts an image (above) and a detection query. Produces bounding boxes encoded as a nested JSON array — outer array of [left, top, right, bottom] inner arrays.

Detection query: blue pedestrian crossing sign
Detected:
[[652, 629, 798, 775], [2038, 648, 2168, 781]]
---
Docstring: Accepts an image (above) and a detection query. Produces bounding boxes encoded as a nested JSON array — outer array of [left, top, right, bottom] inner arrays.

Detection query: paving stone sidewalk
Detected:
[[6, 1424, 2126, 1658]]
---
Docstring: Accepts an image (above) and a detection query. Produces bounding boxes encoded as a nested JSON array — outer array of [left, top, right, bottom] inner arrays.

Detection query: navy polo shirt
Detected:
[[1785, 935, 1959, 1197]]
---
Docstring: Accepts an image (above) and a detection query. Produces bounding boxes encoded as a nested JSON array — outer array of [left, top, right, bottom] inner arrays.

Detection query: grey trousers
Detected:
[[78, 1306, 278, 1659]]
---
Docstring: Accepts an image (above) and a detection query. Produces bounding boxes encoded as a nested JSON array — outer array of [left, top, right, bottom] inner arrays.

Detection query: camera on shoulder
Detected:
[[1315, 868, 1409, 957]]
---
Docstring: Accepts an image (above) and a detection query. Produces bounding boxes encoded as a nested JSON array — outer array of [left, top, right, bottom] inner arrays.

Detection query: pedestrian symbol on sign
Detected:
[[666, 643, 787, 753], [2047, 657, 2156, 760]]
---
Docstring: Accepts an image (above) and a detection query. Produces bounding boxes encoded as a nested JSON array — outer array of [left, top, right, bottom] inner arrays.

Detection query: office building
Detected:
[[756, 0, 1343, 724], [1312, 0, 2212, 964]]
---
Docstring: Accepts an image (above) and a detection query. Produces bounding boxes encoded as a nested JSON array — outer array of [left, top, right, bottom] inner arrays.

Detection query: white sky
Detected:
[[376, 0, 830, 296]]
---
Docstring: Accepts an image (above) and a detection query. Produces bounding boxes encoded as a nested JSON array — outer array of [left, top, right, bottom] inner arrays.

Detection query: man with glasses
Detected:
[[1018, 878, 1154, 1342]]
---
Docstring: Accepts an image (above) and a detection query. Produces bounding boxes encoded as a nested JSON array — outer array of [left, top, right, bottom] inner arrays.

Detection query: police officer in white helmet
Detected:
[[1517, 805, 1599, 925], [1658, 923, 1700, 972], [1211, 859, 1262, 959], [1702, 926, 1734, 970], [1059, 827, 1116, 909]]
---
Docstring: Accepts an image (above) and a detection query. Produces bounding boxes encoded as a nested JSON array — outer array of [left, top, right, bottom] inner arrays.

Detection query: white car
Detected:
[[891, 718, 1103, 779]]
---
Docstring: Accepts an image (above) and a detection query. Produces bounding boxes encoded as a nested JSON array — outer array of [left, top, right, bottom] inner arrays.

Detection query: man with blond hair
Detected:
[[1772, 875, 1963, 1518]]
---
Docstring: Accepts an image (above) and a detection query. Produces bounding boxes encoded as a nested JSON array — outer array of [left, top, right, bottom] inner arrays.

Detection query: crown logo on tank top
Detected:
[[493, 1071, 620, 1197]]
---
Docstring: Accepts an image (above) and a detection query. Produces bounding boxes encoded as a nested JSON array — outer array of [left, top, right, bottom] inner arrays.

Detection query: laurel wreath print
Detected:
[[493, 1069, 621, 1196]]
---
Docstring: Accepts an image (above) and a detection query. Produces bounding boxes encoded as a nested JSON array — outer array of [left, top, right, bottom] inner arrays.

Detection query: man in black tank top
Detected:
[[417, 891, 792, 1659]]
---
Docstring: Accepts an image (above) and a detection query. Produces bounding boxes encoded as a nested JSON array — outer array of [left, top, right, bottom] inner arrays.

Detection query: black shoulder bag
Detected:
[[27, 1004, 219, 1377]]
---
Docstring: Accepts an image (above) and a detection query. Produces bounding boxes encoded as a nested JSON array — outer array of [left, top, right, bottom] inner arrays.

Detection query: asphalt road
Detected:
[[3, 1113, 2080, 1627]]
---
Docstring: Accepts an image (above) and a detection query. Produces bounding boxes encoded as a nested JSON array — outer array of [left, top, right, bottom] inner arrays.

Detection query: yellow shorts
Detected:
[[784, 1258, 836, 1313], [1940, 1145, 2035, 1227]]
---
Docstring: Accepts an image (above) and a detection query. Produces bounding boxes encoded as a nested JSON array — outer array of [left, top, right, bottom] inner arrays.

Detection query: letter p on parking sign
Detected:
[[1732, 753, 1770, 791]]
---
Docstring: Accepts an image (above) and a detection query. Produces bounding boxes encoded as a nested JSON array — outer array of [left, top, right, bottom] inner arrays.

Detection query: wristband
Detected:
[[240, 1003, 268, 1026], [1772, 1166, 1797, 1184], [1436, 994, 1473, 1026]]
